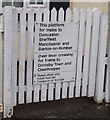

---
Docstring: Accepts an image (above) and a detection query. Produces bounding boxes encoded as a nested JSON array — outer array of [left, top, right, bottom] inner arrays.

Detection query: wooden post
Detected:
[[3, 6, 12, 118]]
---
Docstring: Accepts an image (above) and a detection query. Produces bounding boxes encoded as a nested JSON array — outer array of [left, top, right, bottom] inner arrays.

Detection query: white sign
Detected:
[[34, 22, 79, 84]]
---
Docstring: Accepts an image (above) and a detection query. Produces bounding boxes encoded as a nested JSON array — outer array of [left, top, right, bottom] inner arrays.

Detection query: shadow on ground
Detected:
[[2, 97, 110, 119]]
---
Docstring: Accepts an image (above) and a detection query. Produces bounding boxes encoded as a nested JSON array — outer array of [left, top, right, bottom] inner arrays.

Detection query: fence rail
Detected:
[[0, 6, 109, 118]]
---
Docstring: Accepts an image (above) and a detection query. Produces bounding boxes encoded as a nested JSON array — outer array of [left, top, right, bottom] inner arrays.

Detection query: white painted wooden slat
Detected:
[[73, 8, 78, 22], [82, 9, 92, 96], [48, 84, 54, 100], [68, 8, 79, 98], [37, 9, 48, 102], [65, 8, 71, 22], [58, 7, 64, 22], [75, 9, 85, 97], [95, 14, 108, 103], [51, 7, 57, 22], [88, 9, 100, 97], [105, 66, 109, 102], [4, 6, 13, 118], [42, 8, 50, 101], [39, 8, 49, 101], [62, 8, 71, 99], [11, 8, 18, 114], [62, 82, 68, 99], [55, 83, 61, 100], [26, 9, 34, 103], [55, 7, 64, 100], [34, 85, 40, 102], [19, 8, 26, 104], [41, 84, 47, 101], [34, 8, 42, 102], [108, 14, 110, 102], [69, 82, 75, 98], [0, 15, 3, 106], [47, 8, 57, 101], [44, 8, 49, 22]]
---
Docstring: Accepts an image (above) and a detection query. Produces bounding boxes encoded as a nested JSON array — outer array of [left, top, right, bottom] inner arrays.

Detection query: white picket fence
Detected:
[[0, 6, 109, 118]]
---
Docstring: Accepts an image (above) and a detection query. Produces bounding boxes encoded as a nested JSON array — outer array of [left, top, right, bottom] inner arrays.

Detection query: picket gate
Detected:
[[0, 6, 109, 118]]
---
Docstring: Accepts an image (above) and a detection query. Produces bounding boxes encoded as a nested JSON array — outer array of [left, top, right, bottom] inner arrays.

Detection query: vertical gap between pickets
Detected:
[[49, 10, 51, 21], [103, 65, 107, 92], [18, 13, 20, 21], [82, 56, 84, 72], [80, 85, 82, 97], [67, 86, 69, 98], [105, 54, 108, 57], [32, 60, 34, 85], [60, 84, 62, 99], [57, 10, 58, 21], [24, 61, 27, 85], [26, 27, 28, 31], [42, 13, 44, 22], [33, 32, 35, 44], [17, 92, 19, 105], [26, 13, 28, 31], [34, 16, 36, 33], [81, 56, 84, 95], [26, 13, 28, 21], [32, 90, 34, 103], [34, 13, 36, 32], [74, 86, 76, 97], [34, 13, 36, 21], [39, 89, 41, 102], [64, 10, 66, 21], [47, 85, 48, 101], [24, 91, 26, 104], [17, 61, 19, 86], [53, 87, 55, 100]]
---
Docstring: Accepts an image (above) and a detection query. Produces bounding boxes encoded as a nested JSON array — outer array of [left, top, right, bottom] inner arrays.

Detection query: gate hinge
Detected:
[[0, 103, 3, 112]]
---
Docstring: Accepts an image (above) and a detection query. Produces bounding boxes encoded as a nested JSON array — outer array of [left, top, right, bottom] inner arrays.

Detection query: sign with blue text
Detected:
[[34, 22, 79, 84]]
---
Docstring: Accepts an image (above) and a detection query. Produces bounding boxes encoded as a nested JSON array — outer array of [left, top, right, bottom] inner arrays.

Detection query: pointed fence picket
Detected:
[[75, 9, 85, 97], [19, 8, 27, 104], [34, 8, 43, 102], [55, 7, 64, 100], [69, 8, 78, 98], [62, 8, 72, 99], [2, 6, 109, 118], [26, 9, 34, 103], [88, 9, 100, 97], [82, 9, 92, 96], [47, 7, 57, 101]]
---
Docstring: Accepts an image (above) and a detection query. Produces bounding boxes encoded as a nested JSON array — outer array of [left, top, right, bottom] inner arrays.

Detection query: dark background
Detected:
[[50, 0, 69, 10]]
